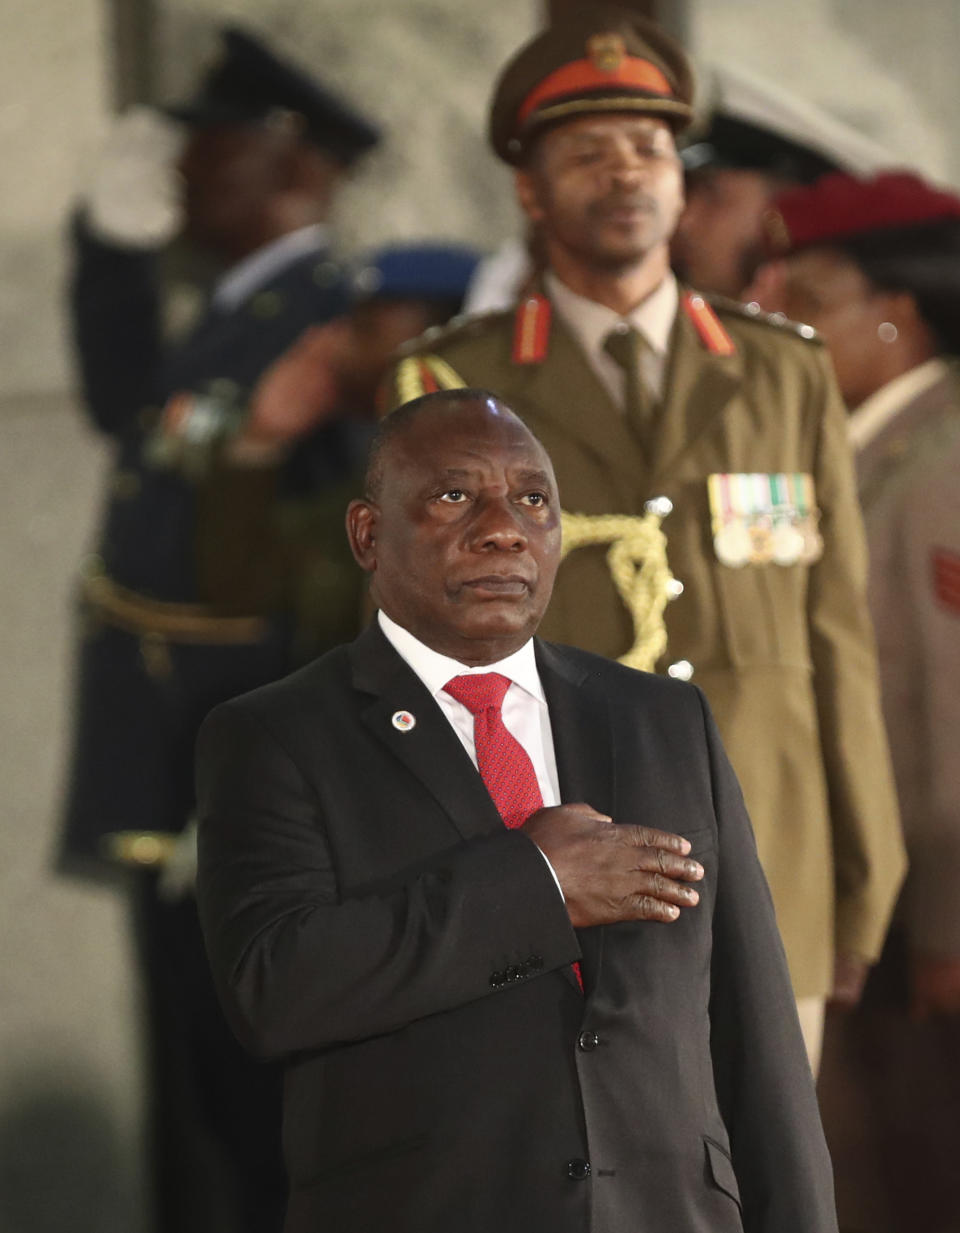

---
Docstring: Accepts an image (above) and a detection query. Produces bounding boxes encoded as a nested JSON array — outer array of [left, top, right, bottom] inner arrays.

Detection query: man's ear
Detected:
[[346, 499, 378, 572], [515, 168, 546, 225]]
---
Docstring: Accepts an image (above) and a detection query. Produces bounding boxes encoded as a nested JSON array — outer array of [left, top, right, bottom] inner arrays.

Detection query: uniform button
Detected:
[[644, 495, 673, 518], [505, 964, 521, 982], [353, 265, 382, 295], [667, 659, 694, 681], [577, 1030, 599, 1051], [489, 970, 505, 988], [666, 578, 685, 598], [566, 1158, 591, 1181]]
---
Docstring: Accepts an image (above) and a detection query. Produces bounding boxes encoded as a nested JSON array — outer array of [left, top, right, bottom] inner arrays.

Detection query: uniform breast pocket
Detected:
[[714, 560, 812, 669]]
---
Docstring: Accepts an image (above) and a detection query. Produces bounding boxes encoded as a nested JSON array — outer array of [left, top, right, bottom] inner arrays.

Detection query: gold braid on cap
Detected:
[[559, 508, 675, 671]]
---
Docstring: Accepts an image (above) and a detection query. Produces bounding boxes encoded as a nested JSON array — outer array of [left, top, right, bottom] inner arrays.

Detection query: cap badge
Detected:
[[587, 33, 626, 74], [391, 710, 417, 733]]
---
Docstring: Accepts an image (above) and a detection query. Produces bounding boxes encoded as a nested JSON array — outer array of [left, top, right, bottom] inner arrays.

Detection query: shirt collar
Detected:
[[212, 223, 330, 313], [545, 268, 678, 359], [848, 358, 950, 452], [377, 610, 545, 703]]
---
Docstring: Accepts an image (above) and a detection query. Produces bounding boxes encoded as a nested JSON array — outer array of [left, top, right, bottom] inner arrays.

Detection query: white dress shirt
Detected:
[[545, 268, 678, 408], [847, 358, 950, 452], [378, 610, 560, 806], [211, 223, 331, 313], [378, 611, 567, 897]]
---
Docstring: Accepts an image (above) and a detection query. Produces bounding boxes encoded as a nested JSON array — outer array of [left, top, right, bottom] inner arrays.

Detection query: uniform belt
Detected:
[[81, 568, 270, 644]]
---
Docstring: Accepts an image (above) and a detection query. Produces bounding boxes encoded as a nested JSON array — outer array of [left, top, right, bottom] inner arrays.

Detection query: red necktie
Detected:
[[443, 672, 582, 991], [443, 673, 544, 827]]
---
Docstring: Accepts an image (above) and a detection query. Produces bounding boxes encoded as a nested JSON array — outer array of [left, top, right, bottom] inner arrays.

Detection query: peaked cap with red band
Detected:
[[489, 6, 694, 165], [764, 171, 960, 256]]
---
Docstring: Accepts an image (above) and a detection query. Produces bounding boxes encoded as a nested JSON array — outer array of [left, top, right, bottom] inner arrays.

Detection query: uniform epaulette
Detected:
[[393, 308, 511, 359], [707, 293, 822, 343]]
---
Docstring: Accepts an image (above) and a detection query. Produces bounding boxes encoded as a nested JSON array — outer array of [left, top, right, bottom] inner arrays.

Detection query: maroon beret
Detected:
[[764, 171, 960, 255]]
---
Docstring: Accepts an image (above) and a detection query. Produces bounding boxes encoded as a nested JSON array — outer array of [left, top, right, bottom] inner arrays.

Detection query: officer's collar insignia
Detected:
[[512, 294, 552, 365], [587, 33, 626, 74], [682, 292, 737, 357]]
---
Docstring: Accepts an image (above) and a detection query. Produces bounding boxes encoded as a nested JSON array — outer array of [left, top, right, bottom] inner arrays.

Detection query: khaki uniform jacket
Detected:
[[857, 365, 960, 958], [384, 288, 906, 997]]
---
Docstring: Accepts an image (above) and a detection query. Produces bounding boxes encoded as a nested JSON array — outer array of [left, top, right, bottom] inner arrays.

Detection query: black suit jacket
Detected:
[[196, 623, 837, 1233]]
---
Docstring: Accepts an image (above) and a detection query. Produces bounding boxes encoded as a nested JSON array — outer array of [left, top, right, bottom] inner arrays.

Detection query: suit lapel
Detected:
[[349, 624, 504, 842], [648, 300, 742, 484], [536, 641, 614, 815], [536, 641, 614, 995]]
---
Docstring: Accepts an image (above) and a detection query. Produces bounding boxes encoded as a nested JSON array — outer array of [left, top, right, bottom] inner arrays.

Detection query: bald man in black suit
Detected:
[[196, 390, 836, 1233]]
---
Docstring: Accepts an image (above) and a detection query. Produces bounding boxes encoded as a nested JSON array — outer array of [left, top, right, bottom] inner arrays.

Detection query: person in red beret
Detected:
[[750, 170, 960, 1233]]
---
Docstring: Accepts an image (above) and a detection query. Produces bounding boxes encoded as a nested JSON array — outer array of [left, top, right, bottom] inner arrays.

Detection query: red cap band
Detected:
[[518, 55, 674, 129]]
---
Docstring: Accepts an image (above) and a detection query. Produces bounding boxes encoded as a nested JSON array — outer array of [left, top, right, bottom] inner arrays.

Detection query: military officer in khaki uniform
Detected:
[[382, 7, 905, 1068]]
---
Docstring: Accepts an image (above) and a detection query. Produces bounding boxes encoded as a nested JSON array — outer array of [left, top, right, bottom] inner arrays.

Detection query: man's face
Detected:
[[516, 114, 685, 273], [348, 398, 562, 665], [671, 167, 777, 298], [178, 124, 285, 260]]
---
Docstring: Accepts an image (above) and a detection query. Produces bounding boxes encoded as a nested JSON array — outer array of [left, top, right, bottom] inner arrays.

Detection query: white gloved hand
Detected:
[[83, 106, 187, 249]]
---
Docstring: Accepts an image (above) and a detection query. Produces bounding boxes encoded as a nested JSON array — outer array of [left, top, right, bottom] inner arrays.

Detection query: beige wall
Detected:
[[689, 0, 960, 185], [1, 2, 957, 1228], [0, 1, 148, 1229]]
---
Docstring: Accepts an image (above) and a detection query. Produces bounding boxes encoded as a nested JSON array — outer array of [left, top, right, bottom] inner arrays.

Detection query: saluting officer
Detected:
[[60, 26, 380, 1233], [382, 6, 905, 1069]]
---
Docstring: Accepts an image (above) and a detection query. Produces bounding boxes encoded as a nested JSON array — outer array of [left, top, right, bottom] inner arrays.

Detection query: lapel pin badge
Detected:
[[391, 710, 416, 733]]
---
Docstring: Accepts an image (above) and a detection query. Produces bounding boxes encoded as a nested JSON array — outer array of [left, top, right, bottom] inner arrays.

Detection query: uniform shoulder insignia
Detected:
[[707, 293, 822, 343]]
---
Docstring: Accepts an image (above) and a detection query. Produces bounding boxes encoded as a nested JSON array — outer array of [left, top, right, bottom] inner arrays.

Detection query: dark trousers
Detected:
[[133, 878, 287, 1233], [818, 929, 960, 1233]]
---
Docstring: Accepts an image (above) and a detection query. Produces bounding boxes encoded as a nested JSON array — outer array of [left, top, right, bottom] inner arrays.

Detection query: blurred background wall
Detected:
[[0, 0, 957, 1228]]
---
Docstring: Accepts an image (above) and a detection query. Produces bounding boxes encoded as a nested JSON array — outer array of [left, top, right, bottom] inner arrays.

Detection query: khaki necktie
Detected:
[[603, 324, 655, 447]]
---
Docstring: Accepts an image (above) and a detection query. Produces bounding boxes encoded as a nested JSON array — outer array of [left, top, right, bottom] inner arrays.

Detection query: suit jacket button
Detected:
[[577, 1030, 599, 1051], [566, 1158, 591, 1181]]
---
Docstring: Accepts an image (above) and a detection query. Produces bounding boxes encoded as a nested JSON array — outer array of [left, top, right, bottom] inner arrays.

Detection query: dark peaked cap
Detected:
[[489, 6, 694, 165], [168, 26, 381, 166]]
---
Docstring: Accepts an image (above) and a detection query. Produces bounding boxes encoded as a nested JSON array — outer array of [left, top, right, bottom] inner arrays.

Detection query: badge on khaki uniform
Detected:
[[708, 473, 822, 567], [932, 547, 960, 615]]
